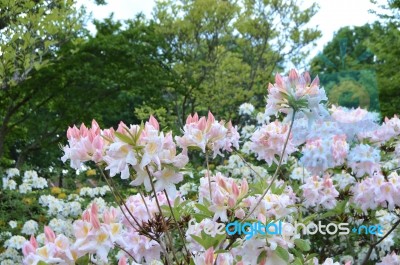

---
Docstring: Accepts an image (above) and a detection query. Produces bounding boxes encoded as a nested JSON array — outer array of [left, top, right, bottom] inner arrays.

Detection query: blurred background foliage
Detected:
[[0, 0, 399, 170]]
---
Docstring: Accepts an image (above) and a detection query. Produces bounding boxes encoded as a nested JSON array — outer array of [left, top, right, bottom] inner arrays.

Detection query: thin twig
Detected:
[[387, 166, 400, 172], [233, 149, 263, 181], [164, 189, 192, 263], [138, 188, 151, 216], [360, 219, 400, 265], [242, 110, 296, 221], [114, 243, 138, 263], [97, 166, 158, 242], [145, 166, 179, 264]]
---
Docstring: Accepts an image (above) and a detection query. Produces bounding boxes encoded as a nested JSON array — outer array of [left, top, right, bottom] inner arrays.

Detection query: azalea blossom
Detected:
[[300, 175, 339, 210], [61, 120, 111, 169], [347, 144, 381, 178], [175, 112, 240, 158], [249, 120, 297, 166], [265, 69, 327, 120], [239, 103, 255, 116]]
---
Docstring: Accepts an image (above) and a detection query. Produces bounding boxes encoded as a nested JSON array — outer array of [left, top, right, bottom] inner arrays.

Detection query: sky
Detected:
[[76, 0, 382, 59]]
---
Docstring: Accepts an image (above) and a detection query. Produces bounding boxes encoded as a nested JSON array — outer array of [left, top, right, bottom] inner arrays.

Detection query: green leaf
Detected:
[[191, 234, 208, 249], [292, 257, 303, 265], [302, 214, 317, 225], [193, 213, 212, 222], [37, 262, 49, 265], [275, 246, 290, 262], [294, 239, 311, 252], [305, 253, 318, 261], [334, 200, 347, 214], [257, 250, 267, 264], [114, 131, 134, 145], [319, 210, 337, 219], [200, 230, 216, 249], [75, 254, 90, 265], [213, 233, 227, 248], [195, 203, 213, 216]]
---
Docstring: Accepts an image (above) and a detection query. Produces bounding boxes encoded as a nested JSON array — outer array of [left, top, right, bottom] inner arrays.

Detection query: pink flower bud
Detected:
[[228, 197, 236, 208], [22, 242, 35, 256], [148, 115, 160, 130], [44, 226, 55, 243], [235, 208, 245, 219], [30, 234, 38, 249], [205, 247, 214, 265], [232, 182, 240, 198]]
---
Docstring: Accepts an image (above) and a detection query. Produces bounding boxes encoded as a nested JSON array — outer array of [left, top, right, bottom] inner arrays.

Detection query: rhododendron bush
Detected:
[[15, 70, 400, 264]]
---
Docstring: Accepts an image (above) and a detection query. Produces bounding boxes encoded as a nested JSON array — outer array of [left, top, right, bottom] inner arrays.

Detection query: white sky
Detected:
[[76, 0, 382, 60]]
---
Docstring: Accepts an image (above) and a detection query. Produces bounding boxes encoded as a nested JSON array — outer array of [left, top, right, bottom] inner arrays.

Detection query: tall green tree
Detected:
[[0, 0, 83, 162], [368, 0, 400, 118], [153, 0, 321, 125], [8, 15, 175, 168], [310, 24, 380, 112]]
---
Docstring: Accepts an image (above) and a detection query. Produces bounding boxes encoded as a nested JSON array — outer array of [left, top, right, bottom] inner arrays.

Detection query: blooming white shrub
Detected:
[[79, 186, 111, 198], [21, 220, 39, 236], [238, 103, 255, 115]]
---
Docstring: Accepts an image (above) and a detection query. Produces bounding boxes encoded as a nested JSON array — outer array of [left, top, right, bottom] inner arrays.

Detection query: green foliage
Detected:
[[154, 0, 321, 124], [310, 25, 380, 113], [0, 0, 83, 89], [311, 0, 400, 119], [0, 0, 84, 164], [1, 14, 175, 168], [1, 0, 321, 169], [0, 190, 46, 232], [367, 22, 400, 119]]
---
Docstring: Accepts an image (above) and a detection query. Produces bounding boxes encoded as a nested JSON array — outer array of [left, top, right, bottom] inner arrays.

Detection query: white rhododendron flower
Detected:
[[238, 103, 255, 115]]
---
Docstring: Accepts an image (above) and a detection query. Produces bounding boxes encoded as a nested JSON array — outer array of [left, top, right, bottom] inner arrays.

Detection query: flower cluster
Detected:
[[11, 69, 400, 264], [265, 69, 327, 118], [245, 186, 297, 220], [175, 112, 240, 158], [199, 172, 249, 221], [347, 144, 381, 178], [300, 175, 339, 209], [216, 154, 268, 181], [300, 135, 348, 175], [79, 186, 111, 198], [249, 120, 297, 166], [61, 120, 111, 169], [351, 172, 400, 212], [21, 220, 39, 236], [238, 103, 255, 116], [38, 195, 82, 218], [21, 197, 167, 264], [330, 106, 379, 140], [2, 169, 47, 193]]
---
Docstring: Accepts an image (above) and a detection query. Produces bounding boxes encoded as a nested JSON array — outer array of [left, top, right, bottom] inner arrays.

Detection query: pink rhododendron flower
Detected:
[[359, 115, 400, 143], [198, 172, 249, 222], [348, 144, 381, 178], [244, 184, 297, 220], [300, 135, 348, 175], [352, 172, 400, 212], [102, 116, 188, 195], [300, 175, 339, 209], [249, 120, 297, 166], [61, 120, 111, 169], [193, 247, 214, 265], [330, 106, 379, 140], [265, 69, 326, 118], [175, 112, 239, 158]]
